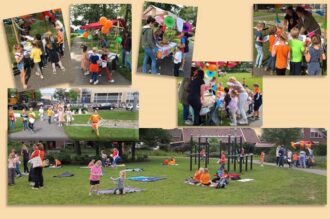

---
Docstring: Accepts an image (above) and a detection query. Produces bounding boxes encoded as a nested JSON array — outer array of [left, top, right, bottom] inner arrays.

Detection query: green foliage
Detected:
[[313, 144, 327, 156], [139, 128, 171, 147], [261, 128, 301, 147]]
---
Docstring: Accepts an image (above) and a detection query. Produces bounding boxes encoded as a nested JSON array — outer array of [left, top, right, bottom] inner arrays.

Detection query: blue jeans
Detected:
[[9, 120, 15, 129], [299, 156, 306, 168], [16, 163, 22, 176], [90, 72, 98, 82], [290, 62, 302, 75], [121, 48, 126, 66], [183, 104, 189, 121], [23, 121, 28, 130], [142, 47, 157, 74], [125, 51, 132, 71], [255, 44, 263, 67], [267, 55, 275, 71]]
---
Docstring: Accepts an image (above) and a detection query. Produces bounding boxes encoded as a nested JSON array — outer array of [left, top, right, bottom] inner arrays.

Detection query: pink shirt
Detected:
[[227, 97, 238, 112], [89, 165, 102, 181]]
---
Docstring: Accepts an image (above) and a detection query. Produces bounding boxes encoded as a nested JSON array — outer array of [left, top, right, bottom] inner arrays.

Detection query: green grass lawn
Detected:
[[63, 126, 139, 141], [8, 157, 326, 205], [71, 110, 138, 124], [177, 72, 262, 126], [8, 111, 40, 133]]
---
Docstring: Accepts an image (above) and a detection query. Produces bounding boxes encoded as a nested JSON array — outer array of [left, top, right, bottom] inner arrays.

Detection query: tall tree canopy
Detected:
[[261, 128, 301, 147], [139, 128, 171, 147]]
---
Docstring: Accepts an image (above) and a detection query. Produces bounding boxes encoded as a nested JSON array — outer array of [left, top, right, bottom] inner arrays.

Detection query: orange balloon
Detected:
[[82, 32, 89, 38], [156, 51, 162, 59], [101, 26, 109, 34], [99, 16, 107, 26], [208, 64, 217, 72], [104, 20, 113, 29]]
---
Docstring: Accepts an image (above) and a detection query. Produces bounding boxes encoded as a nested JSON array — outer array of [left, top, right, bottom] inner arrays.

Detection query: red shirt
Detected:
[[30, 150, 45, 161], [220, 154, 226, 164]]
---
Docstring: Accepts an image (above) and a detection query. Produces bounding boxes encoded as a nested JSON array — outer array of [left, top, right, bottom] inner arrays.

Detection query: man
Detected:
[[141, 16, 157, 74], [278, 145, 285, 167], [275, 145, 281, 166]]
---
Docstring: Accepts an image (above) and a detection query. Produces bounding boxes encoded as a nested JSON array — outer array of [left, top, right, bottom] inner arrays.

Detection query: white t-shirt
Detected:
[[174, 51, 182, 64]]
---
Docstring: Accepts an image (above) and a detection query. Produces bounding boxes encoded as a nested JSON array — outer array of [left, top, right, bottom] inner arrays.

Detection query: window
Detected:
[[310, 131, 322, 138]]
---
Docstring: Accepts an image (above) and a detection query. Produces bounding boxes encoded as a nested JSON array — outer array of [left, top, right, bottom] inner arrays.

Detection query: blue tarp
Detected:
[[127, 176, 166, 182]]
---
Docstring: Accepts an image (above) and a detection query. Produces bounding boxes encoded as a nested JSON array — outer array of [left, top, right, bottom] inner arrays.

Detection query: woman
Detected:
[[21, 143, 29, 174], [283, 6, 299, 32], [178, 76, 191, 125], [30, 143, 45, 189], [228, 77, 248, 125], [142, 16, 157, 74], [100, 150, 107, 167], [188, 69, 205, 126], [295, 6, 321, 36]]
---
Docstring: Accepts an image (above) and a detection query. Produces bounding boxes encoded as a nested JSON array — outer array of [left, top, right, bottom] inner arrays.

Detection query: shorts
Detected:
[[90, 180, 100, 185], [254, 103, 262, 111], [89, 63, 99, 72], [17, 62, 24, 71]]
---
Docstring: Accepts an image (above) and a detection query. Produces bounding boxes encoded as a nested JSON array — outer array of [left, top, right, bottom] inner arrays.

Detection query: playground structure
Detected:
[[189, 135, 255, 173]]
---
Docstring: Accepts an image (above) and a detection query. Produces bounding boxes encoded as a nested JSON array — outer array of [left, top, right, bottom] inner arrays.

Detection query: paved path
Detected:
[[9, 118, 69, 140], [14, 43, 75, 91], [70, 37, 131, 86], [138, 41, 194, 77], [254, 161, 327, 176]]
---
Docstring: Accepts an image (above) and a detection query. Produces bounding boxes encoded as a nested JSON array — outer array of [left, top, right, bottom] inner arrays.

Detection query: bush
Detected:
[[136, 153, 149, 162], [54, 152, 72, 164], [313, 144, 327, 156], [45, 154, 55, 163], [159, 144, 170, 152]]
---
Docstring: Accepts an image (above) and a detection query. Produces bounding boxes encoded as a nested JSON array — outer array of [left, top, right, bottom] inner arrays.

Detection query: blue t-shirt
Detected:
[[89, 54, 99, 64], [255, 31, 263, 46]]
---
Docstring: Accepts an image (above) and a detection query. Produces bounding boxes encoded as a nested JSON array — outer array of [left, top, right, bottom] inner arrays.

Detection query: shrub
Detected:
[[54, 152, 72, 164]]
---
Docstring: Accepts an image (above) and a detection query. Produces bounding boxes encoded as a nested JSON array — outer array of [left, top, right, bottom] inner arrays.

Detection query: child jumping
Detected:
[[89, 160, 103, 196], [13, 44, 28, 89], [111, 170, 126, 195]]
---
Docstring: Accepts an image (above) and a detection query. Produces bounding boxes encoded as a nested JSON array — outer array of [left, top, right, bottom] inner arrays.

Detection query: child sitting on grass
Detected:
[[214, 169, 230, 189], [305, 36, 326, 75], [168, 157, 176, 165], [89, 160, 103, 196], [111, 170, 126, 195], [272, 32, 290, 75], [289, 27, 305, 75], [199, 168, 211, 186], [192, 168, 204, 184]]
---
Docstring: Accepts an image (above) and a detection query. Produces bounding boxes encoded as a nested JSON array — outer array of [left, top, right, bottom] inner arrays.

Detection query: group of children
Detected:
[[255, 23, 326, 75], [44, 105, 73, 127], [8, 107, 36, 133], [187, 167, 230, 189], [88, 159, 126, 196], [13, 23, 66, 89], [100, 148, 122, 168], [81, 45, 115, 85]]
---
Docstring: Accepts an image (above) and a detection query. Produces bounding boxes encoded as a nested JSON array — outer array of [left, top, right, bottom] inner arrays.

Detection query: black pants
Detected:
[[290, 62, 302, 75], [33, 167, 44, 188], [23, 159, 29, 173], [48, 116, 51, 124], [276, 68, 286, 75], [189, 99, 202, 126], [174, 62, 181, 77], [29, 122, 34, 131], [58, 43, 64, 56], [276, 156, 279, 166]]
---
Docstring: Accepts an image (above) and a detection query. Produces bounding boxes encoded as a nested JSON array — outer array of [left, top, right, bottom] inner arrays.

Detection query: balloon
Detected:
[[115, 36, 122, 43], [155, 15, 164, 24], [208, 64, 217, 72], [315, 10, 324, 16], [183, 22, 192, 33], [77, 29, 85, 35], [164, 16, 175, 28], [82, 31, 89, 38], [104, 20, 113, 29], [99, 16, 107, 26], [101, 26, 109, 34], [87, 34, 93, 40], [156, 51, 162, 59], [205, 70, 216, 78]]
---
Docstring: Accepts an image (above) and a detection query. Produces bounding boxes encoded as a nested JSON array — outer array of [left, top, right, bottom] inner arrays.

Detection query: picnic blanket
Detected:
[[124, 168, 144, 172], [237, 179, 254, 182], [53, 171, 74, 178], [98, 186, 144, 195], [127, 176, 166, 182]]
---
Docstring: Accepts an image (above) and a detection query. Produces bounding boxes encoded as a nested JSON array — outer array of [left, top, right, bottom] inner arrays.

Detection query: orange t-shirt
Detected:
[[293, 153, 299, 161], [268, 35, 276, 53], [55, 159, 61, 166], [193, 171, 202, 181], [57, 31, 63, 44], [275, 44, 290, 69], [200, 173, 210, 185], [90, 114, 101, 123]]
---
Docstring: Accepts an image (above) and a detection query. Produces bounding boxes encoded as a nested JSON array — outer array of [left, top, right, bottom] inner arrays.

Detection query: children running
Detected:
[[89, 160, 103, 196], [89, 110, 102, 136]]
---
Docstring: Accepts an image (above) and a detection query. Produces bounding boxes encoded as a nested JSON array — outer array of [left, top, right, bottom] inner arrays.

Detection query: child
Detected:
[[223, 87, 231, 118], [111, 148, 121, 167], [8, 152, 16, 186], [293, 152, 299, 167], [89, 110, 102, 136], [57, 107, 65, 127], [255, 22, 265, 68], [227, 90, 239, 126], [260, 151, 265, 167], [9, 108, 16, 130], [47, 107, 54, 124], [305, 36, 326, 75], [88, 159, 95, 168], [192, 168, 204, 184], [13, 44, 28, 89], [100, 47, 114, 83], [56, 26, 64, 57], [54, 159, 62, 167], [81, 44, 89, 75], [199, 168, 211, 186], [30, 40, 44, 79], [89, 160, 103, 196], [272, 32, 290, 75], [111, 170, 126, 195], [173, 46, 183, 77], [212, 168, 223, 183], [28, 108, 36, 133], [13, 150, 22, 177], [168, 157, 176, 165], [289, 27, 305, 75], [65, 108, 73, 125], [46, 41, 65, 73], [251, 83, 262, 120], [218, 151, 226, 170], [38, 106, 44, 121], [215, 169, 230, 189], [89, 47, 100, 85], [21, 109, 28, 130], [265, 26, 276, 73]]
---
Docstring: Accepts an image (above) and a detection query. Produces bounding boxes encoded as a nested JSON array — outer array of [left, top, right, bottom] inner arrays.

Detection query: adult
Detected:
[[295, 6, 321, 36], [278, 145, 285, 167], [299, 149, 306, 168], [228, 77, 248, 125], [141, 16, 157, 74], [283, 6, 299, 32], [287, 149, 293, 168], [30, 143, 45, 189], [275, 145, 280, 166], [100, 150, 107, 167], [188, 69, 205, 125], [122, 30, 132, 71], [178, 75, 191, 125], [21, 143, 30, 174], [181, 31, 194, 70]]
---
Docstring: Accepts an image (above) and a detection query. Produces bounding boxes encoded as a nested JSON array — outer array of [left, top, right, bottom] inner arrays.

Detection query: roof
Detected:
[[255, 143, 275, 148], [167, 128, 182, 138], [181, 128, 260, 144], [142, 5, 182, 21]]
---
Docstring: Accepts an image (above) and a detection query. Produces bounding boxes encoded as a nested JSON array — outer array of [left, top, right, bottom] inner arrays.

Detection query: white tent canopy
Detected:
[[142, 5, 184, 22]]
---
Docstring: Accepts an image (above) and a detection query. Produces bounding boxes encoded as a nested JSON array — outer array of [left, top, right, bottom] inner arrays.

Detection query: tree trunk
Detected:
[[74, 141, 81, 155], [131, 142, 136, 161]]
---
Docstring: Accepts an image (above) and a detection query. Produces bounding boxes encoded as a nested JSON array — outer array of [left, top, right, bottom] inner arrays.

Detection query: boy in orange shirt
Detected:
[[199, 168, 211, 186], [265, 26, 276, 73], [193, 168, 204, 183], [272, 32, 290, 75], [56, 26, 64, 57], [293, 152, 299, 167], [89, 110, 102, 136]]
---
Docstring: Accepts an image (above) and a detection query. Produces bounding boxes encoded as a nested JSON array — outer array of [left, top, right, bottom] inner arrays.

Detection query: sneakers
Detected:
[[184, 120, 193, 125], [230, 122, 237, 126], [84, 71, 90, 76], [53, 69, 57, 74], [35, 72, 40, 76], [32, 187, 39, 190], [238, 119, 248, 125], [40, 75, 44, 79], [61, 67, 65, 71], [93, 80, 99, 85], [89, 79, 93, 84], [109, 79, 115, 83]]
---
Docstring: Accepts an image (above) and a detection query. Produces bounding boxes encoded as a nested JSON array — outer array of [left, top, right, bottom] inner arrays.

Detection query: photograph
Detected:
[[253, 4, 327, 76], [70, 4, 132, 85], [8, 88, 139, 141], [7, 128, 326, 205], [178, 61, 262, 127], [3, 9, 74, 91], [137, 2, 197, 77]]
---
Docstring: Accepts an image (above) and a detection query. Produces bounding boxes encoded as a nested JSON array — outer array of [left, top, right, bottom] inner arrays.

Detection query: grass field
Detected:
[[7, 157, 326, 205], [177, 72, 262, 126], [71, 110, 138, 124], [8, 111, 40, 133]]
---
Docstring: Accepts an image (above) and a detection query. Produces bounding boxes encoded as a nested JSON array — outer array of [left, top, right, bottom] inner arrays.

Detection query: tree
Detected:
[[66, 89, 78, 102], [53, 89, 66, 101], [74, 141, 81, 155], [261, 128, 301, 147], [139, 128, 171, 147]]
